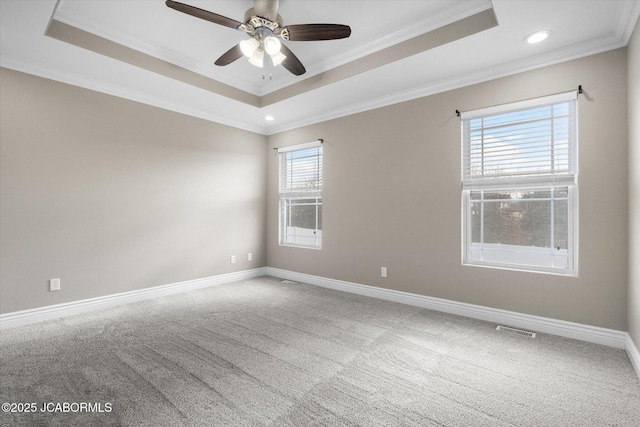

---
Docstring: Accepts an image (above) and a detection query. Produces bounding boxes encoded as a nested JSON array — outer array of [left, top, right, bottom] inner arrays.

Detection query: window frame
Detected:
[[460, 92, 578, 276], [277, 141, 323, 250]]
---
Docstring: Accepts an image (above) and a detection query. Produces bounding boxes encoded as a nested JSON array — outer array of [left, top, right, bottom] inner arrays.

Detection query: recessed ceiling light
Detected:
[[265, 115, 275, 121], [524, 30, 552, 44]]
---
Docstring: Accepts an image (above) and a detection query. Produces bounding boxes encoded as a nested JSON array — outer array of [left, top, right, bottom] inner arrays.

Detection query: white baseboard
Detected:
[[0, 267, 267, 330], [626, 333, 640, 379], [265, 267, 629, 350], [2, 266, 637, 379]]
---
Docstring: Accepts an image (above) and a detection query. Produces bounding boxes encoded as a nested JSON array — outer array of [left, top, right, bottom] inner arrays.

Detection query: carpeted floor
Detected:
[[1, 276, 639, 426]]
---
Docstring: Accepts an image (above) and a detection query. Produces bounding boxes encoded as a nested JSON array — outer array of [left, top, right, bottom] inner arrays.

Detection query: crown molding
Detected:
[[265, 34, 627, 135], [0, 56, 267, 135], [3, 26, 626, 138], [614, 0, 640, 44]]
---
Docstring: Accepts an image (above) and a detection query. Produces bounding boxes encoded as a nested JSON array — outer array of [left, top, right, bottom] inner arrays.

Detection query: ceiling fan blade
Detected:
[[280, 44, 306, 76], [284, 24, 351, 41], [254, 0, 279, 21], [214, 44, 244, 66], [166, 0, 242, 30]]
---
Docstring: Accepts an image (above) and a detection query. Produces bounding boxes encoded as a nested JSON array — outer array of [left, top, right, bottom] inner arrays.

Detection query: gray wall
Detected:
[[0, 68, 267, 314], [629, 20, 640, 346], [267, 49, 629, 331], [1, 46, 635, 336]]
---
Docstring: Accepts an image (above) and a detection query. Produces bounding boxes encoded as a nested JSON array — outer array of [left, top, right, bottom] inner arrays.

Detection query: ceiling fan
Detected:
[[165, 0, 352, 76]]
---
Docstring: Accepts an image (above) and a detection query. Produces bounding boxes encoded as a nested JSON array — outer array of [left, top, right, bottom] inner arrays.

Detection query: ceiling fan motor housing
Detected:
[[241, 9, 287, 41]]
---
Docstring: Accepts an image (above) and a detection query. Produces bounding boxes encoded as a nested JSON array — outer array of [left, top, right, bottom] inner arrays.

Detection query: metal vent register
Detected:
[[496, 325, 537, 338]]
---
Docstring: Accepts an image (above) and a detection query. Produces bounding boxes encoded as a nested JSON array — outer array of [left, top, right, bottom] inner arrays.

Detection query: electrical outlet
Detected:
[[49, 278, 61, 291], [381, 267, 387, 278], [230, 255, 236, 264], [248, 252, 253, 261]]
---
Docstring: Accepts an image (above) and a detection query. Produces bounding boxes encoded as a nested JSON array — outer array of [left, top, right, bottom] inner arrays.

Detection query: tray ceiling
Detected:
[[1, 1, 638, 134]]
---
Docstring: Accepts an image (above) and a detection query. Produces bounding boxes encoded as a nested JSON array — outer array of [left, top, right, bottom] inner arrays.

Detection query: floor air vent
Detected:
[[496, 325, 536, 338], [280, 280, 298, 285]]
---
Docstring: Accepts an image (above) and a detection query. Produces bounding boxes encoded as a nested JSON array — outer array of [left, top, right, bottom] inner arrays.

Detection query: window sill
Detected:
[[279, 242, 322, 250], [462, 260, 578, 277]]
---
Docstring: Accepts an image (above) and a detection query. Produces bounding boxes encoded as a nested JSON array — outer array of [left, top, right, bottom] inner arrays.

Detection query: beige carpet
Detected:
[[1, 276, 639, 426]]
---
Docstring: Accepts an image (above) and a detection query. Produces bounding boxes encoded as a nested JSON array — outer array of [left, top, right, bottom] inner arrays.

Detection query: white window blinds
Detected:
[[461, 91, 577, 189], [279, 141, 323, 197]]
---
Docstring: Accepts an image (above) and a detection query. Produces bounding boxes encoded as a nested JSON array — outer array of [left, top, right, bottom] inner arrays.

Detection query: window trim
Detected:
[[460, 91, 578, 276]]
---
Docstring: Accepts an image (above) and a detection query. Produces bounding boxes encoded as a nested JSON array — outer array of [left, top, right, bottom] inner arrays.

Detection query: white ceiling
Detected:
[[1, 0, 638, 135]]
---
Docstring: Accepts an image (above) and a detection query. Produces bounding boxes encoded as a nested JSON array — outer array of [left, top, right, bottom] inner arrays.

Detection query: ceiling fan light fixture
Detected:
[[264, 36, 281, 55], [240, 38, 260, 57], [270, 51, 287, 67], [166, 0, 352, 76], [248, 49, 264, 68]]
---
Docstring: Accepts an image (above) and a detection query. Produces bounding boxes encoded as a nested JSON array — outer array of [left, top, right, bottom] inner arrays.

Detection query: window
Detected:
[[278, 141, 323, 248], [461, 91, 578, 275]]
